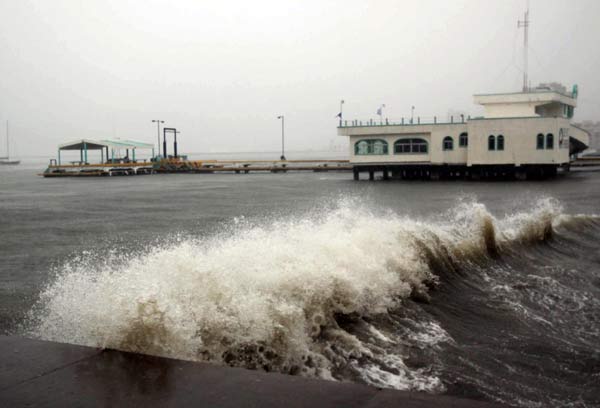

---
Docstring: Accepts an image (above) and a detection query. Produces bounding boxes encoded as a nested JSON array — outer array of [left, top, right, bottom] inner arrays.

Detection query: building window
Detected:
[[459, 132, 468, 147], [537, 133, 544, 149], [546, 133, 554, 149], [394, 138, 428, 154], [562, 105, 575, 118], [488, 135, 496, 151], [354, 139, 388, 155], [497, 135, 504, 151], [443, 136, 453, 151]]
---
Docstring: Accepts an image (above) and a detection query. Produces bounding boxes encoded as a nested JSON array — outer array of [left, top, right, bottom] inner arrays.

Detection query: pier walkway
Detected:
[[42, 159, 351, 177], [0, 336, 503, 407]]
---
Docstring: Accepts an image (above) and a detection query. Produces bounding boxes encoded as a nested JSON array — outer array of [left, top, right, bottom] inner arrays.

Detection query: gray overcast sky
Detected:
[[1, 0, 599, 157]]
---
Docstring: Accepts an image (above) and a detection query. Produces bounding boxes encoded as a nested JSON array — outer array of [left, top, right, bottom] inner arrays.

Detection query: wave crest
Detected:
[[24, 197, 588, 390]]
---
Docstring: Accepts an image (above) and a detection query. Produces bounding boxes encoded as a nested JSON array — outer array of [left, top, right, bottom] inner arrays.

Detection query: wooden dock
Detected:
[[42, 159, 352, 177]]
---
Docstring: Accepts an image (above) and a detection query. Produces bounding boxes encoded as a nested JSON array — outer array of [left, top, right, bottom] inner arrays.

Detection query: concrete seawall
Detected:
[[0, 336, 504, 407]]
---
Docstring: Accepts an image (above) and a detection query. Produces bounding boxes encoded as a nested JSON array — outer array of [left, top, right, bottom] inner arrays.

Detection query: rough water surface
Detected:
[[2, 164, 600, 407]]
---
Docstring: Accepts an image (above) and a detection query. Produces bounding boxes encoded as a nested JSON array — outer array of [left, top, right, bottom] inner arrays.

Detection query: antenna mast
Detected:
[[518, 4, 530, 92]]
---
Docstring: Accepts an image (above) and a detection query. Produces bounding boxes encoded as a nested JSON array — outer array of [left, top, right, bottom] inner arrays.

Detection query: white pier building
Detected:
[[337, 84, 590, 180]]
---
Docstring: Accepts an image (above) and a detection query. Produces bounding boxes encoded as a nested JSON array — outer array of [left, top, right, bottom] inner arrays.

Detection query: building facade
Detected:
[[338, 86, 589, 180]]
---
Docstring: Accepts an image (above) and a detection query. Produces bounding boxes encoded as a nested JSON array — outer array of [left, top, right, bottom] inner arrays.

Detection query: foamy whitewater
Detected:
[[23, 197, 600, 403]]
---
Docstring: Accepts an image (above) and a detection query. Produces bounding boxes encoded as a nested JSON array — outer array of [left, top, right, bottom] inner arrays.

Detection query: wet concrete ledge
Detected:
[[0, 336, 504, 407]]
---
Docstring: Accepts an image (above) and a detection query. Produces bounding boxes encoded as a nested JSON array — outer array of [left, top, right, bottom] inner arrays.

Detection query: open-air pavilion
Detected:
[[57, 139, 155, 165]]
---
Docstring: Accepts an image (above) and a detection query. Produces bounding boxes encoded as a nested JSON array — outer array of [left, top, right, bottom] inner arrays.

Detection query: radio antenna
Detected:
[[517, 2, 530, 92]]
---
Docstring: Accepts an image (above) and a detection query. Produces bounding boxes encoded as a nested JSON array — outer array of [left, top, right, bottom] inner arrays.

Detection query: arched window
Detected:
[[488, 135, 496, 151], [394, 138, 428, 154], [443, 136, 453, 151], [354, 139, 389, 155], [536, 133, 544, 149], [356, 140, 369, 155], [459, 132, 468, 147], [497, 135, 504, 151], [546, 133, 554, 150], [373, 140, 387, 154]]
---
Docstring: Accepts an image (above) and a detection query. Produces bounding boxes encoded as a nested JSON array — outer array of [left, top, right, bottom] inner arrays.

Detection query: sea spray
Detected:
[[24, 197, 574, 390]]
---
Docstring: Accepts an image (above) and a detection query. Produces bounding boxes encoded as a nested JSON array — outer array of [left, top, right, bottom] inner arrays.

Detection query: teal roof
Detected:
[[101, 139, 154, 149], [59, 139, 154, 150]]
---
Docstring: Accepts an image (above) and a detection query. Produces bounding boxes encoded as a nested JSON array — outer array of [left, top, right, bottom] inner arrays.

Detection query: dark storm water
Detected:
[[1, 162, 599, 407]]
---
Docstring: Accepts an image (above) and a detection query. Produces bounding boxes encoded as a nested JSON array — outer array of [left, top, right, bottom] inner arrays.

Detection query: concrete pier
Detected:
[[42, 159, 352, 177], [0, 336, 504, 407]]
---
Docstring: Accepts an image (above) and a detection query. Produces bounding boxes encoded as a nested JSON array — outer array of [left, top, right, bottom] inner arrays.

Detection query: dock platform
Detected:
[[42, 159, 352, 177], [0, 336, 503, 407]]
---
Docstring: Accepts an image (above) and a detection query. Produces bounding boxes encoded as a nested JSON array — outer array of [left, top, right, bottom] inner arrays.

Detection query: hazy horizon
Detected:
[[1, 0, 599, 157]]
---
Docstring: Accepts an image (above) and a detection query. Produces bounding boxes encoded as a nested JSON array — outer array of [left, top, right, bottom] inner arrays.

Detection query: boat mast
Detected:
[[518, 3, 530, 92]]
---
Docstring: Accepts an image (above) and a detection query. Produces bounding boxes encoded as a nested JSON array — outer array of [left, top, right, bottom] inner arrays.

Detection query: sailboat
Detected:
[[0, 121, 20, 165]]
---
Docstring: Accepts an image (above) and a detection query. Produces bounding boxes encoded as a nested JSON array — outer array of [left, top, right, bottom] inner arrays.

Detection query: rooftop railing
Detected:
[[338, 115, 471, 128]]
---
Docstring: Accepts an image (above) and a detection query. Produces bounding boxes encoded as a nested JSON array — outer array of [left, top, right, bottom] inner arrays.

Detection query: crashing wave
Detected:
[[23, 197, 593, 391]]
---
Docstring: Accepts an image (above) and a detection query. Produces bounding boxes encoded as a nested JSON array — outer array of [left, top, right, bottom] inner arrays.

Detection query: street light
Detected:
[[174, 130, 181, 158], [277, 115, 286, 160], [152, 120, 164, 158], [411, 106, 415, 124]]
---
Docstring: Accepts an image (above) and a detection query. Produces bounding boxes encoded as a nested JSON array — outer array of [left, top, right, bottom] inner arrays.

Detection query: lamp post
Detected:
[[339, 99, 344, 127], [411, 106, 415, 124], [277, 115, 286, 160], [174, 130, 181, 158], [152, 119, 164, 158]]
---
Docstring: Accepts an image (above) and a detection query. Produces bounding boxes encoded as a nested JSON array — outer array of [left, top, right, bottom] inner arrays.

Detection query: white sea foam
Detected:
[[368, 325, 394, 343], [359, 355, 443, 392], [25, 197, 581, 390], [407, 321, 452, 347]]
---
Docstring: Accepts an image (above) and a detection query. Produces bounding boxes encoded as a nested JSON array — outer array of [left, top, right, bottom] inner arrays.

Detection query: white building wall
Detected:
[[481, 103, 537, 118], [466, 117, 570, 166], [348, 134, 430, 163], [342, 123, 468, 164], [340, 117, 575, 166], [474, 91, 577, 119], [429, 125, 468, 164]]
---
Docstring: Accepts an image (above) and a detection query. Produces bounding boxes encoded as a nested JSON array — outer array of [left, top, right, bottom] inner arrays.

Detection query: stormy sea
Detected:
[[1, 162, 599, 407]]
